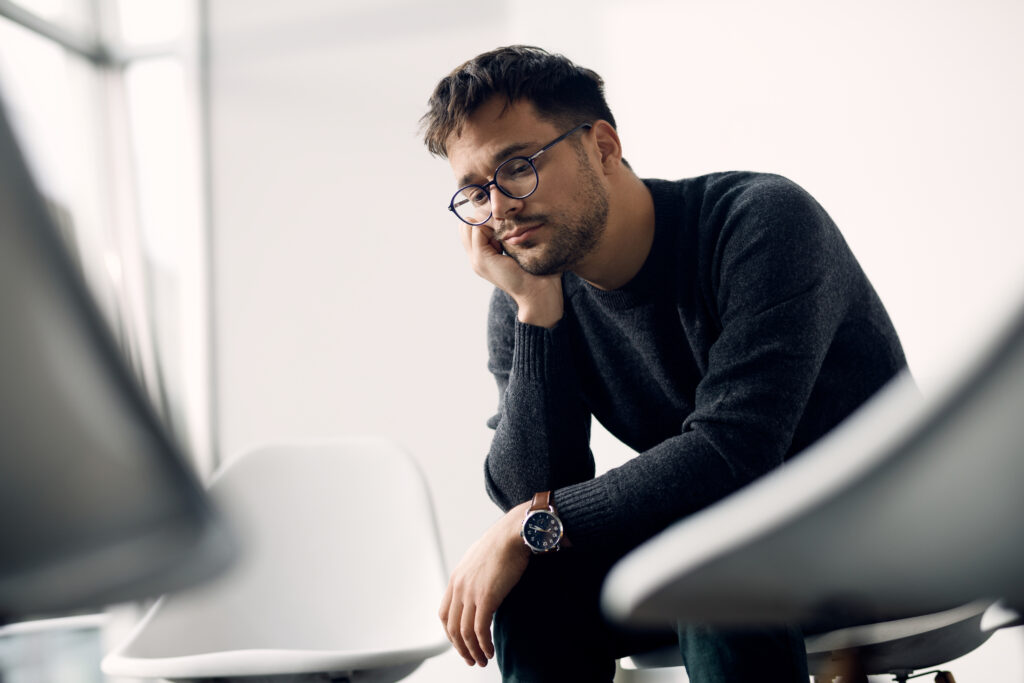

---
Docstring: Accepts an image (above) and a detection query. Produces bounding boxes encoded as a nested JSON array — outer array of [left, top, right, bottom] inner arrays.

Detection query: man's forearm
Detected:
[[484, 318, 595, 509]]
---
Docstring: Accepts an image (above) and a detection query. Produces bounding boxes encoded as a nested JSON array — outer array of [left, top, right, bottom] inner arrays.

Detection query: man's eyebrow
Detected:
[[457, 141, 535, 188]]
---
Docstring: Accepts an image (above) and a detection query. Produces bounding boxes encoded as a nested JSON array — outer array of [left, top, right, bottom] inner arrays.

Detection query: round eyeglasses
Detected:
[[448, 123, 592, 226]]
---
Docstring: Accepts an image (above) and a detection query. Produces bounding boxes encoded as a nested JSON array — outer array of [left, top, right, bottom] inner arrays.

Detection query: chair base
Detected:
[[814, 668, 956, 683]]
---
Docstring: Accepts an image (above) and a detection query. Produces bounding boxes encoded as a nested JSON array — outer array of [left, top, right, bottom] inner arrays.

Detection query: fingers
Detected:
[[476, 602, 495, 660], [462, 223, 521, 294], [458, 222, 473, 254], [473, 223, 502, 253], [444, 592, 474, 665], [441, 581, 490, 667], [461, 223, 500, 258], [439, 582, 469, 664], [440, 580, 495, 666], [460, 601, 488, 666], [438, 581, 452, 628]]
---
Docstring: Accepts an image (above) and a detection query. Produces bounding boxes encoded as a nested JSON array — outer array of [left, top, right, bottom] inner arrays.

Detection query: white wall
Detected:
[[208, 2, 1024, 681]]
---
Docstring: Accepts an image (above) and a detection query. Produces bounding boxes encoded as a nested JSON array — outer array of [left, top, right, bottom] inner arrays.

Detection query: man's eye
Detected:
[[502, 160, 531, 178], [468, 189, 488, 205]]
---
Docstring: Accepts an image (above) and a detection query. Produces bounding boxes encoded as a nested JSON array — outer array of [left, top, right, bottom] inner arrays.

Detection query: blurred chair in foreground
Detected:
[[0, 86, 233, 623], [616, 600, 1008, 682], [103, 438, 451, 683], [604, 288, 1024, 682]]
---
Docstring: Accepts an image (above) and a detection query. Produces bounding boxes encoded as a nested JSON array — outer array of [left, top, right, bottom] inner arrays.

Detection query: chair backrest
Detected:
[[104, 437, 449, 677], [603, 288, 1024, 628]]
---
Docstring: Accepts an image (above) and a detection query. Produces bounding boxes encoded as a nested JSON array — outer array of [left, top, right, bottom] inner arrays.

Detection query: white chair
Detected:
[[102, 437, 450, 682], [604, 288, 1024, 681], [0, 87, 234, 620]]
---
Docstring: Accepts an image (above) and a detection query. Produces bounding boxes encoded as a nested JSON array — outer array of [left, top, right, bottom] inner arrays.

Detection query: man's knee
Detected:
[[493, 552, 618, 681]]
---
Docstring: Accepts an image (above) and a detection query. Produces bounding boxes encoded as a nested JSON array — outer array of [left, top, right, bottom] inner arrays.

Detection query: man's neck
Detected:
[[574, 172, 656, 291]]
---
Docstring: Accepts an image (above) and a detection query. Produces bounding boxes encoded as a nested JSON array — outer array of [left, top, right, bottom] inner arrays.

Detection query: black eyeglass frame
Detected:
[[447, 122, 593, 226]]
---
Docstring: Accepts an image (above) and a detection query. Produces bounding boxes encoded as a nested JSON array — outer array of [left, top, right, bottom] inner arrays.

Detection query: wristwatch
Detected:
[[521, 491, 564, 554]]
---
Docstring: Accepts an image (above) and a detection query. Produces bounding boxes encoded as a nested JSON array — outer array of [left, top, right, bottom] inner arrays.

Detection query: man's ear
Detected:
[[591, 120, 623, 174]]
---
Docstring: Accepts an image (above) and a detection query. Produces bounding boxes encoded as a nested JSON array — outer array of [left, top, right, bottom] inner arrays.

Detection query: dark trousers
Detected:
[[494, 549, 809, 683]]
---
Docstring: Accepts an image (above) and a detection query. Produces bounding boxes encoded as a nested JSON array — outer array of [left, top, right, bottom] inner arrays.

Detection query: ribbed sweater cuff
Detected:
[[511, 320, 555, 381], [553, 478, 614, 549]]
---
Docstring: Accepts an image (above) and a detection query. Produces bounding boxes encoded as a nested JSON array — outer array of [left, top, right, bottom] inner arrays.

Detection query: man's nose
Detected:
[[489, 186, 524, 221]]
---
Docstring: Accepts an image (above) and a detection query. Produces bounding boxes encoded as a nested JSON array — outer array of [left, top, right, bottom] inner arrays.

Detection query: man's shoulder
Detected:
[[647, 171, 809, 206], [649, 171, 828, 241]]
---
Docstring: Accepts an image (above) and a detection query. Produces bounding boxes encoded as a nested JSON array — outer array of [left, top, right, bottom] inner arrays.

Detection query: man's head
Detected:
[[424, 47, 626, 277], [421, 45, 617, 159]]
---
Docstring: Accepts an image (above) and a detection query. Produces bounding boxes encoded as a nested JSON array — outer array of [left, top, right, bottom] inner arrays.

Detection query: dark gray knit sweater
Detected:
[[484, 172, 906, 556]]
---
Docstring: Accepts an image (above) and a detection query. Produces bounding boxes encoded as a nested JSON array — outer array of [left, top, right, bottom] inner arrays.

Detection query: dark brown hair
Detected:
[[421, 45, 617, 158]]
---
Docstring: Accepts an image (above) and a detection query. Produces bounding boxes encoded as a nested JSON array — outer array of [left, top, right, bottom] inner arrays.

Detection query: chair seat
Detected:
[[102, 438, 450, 682], [103, 637, 449, 680]]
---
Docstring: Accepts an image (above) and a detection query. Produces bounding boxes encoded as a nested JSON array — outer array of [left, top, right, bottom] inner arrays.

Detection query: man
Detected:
[[422, 45, 905, 682]]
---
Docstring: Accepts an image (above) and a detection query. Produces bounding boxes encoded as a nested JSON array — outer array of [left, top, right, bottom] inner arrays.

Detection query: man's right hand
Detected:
[[438, 500, 533, 667], [460, 223, 563, 328]]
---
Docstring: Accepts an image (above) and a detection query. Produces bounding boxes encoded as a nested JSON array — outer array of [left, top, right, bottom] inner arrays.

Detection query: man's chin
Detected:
[[508, 248, 572, 277]]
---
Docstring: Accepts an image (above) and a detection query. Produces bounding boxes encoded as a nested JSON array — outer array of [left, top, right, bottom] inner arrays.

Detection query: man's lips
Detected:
[[501, 223, 543, 246]]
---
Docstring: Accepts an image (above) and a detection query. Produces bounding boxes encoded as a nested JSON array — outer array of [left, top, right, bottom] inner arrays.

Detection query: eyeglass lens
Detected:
[[452, 157, 538, 225]]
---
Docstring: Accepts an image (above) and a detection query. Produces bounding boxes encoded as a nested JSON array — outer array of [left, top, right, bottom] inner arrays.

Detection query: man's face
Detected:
[[446, 97, 609, 276]]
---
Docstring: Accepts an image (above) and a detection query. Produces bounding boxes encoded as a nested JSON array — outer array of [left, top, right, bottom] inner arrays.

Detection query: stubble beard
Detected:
[[502, 152, 610, 277]]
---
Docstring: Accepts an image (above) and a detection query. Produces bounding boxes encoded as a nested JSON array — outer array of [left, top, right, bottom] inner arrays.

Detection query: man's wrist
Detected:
[[516, 304, 563, 328], [507, 501, 534, 555], [512, 278, 563, 328]]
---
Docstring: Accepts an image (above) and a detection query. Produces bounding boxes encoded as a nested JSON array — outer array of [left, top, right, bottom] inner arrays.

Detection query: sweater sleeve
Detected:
[[553, 176, 864, 553], [482, 287, 595, 511]]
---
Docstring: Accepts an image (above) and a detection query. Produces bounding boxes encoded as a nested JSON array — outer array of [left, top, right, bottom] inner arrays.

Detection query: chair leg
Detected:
[[811, 669, 956, 683]]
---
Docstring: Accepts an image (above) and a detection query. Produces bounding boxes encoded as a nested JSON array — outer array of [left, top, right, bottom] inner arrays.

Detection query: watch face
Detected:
[[522, 510, 562, 552]]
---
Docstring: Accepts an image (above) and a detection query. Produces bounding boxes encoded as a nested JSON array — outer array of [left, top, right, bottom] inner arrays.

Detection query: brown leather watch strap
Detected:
[[530, 490, 552, 511]]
